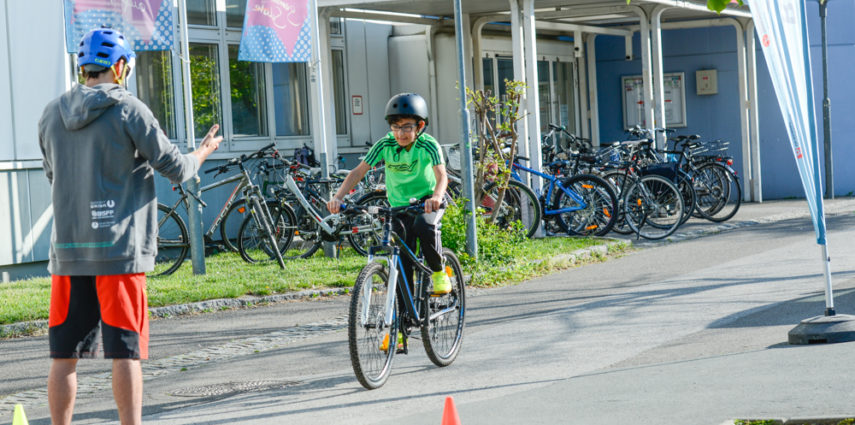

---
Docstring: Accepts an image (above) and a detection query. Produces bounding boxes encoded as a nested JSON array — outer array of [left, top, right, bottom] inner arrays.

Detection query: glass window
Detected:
[[330, 17, 343, 35], [189, 43, 223, 138], [331, 49, 347, 135], [272, 63, 309, 136], [553, 61, 576, 136], [186, 0, 216, 26], [226, 0, 247, 28], [135, 51, 177, 139], [537, 60, 551, 132], [228, 45, 268, 137], [482, 58, 494, 96]]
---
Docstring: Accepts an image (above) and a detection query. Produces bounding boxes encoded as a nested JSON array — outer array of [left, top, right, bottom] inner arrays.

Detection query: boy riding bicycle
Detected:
[[327, 93, 451, 345]]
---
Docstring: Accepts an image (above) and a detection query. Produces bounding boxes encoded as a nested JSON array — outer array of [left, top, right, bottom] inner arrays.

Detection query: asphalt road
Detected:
[[2, 210, 855, 424]]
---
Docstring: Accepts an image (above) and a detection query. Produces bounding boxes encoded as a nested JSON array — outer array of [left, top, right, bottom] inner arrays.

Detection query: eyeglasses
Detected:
[[390, 124, 418, 133]]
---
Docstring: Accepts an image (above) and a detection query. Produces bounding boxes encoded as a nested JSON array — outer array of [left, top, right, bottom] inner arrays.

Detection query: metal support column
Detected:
[[586, 34, 601, 146], [509, 0, 529, 160], [454, 0, 478, 258], [522, 0, 542, 191], [746, 20, 763, 202], [819, 0, 834, 199], [651, 6, 668, 148], [178, 0, 205, 274]]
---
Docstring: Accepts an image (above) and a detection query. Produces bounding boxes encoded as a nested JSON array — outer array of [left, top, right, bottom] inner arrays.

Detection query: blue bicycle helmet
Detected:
[[77, 28, 136, 71]]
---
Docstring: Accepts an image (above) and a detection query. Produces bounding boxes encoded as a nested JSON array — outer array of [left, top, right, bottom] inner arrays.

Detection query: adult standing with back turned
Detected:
[[38, 28, 223, 425]]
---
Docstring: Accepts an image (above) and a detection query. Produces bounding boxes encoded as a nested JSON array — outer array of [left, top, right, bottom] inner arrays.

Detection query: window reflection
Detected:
[[189, 43, 223, 138], [229, 45, 268, 137], [272, 63, 309, 136], [135, 51, 176, 139]]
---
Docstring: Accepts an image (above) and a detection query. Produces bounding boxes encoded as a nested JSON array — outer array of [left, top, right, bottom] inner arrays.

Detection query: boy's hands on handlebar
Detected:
[[327, 197, 343, 214], [425, 194, 444, 213]]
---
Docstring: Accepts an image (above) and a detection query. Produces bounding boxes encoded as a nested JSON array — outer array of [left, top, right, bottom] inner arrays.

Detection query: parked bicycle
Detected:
[[152, 144, 289, 276], [347, 201, 465, 390]]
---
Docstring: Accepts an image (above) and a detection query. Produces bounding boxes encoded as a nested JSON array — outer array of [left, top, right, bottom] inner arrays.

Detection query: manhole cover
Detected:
[[170, 380, 301, 398]]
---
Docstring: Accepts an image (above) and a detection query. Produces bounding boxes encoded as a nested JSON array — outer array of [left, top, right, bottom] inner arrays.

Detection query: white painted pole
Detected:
[[177, 0, 205, 274]]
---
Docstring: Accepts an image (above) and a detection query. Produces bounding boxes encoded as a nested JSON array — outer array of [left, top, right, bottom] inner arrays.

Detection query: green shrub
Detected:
[[441, 200, 526, 267]]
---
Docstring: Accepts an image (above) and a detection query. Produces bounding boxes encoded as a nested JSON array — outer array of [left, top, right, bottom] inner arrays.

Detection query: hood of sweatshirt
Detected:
[[59, 83, 129, 130]]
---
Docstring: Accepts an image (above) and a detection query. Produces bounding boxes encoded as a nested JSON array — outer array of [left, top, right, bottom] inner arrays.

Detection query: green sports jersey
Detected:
[[364, 132, 444, 207]]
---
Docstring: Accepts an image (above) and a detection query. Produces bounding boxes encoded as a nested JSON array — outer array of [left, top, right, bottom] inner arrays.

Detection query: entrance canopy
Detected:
[[315, 0, 761, 201], [318, 0, 750, 21]]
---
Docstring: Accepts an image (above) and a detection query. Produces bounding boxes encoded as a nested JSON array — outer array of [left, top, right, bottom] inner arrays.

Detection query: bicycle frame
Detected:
[[365, 225, 433, 329], [509, 161, 588, 216], [282, 175, 380, 238]]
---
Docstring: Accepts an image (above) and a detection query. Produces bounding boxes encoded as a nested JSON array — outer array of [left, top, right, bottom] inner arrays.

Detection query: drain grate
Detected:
[[170, 380, 301, 398]]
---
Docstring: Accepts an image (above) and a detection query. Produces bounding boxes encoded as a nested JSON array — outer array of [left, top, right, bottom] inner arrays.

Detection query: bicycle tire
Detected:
[[552, 174, 618, 237], [624, 174, 684, 240], [695, 163, 741, 222], [149, 203, 189, 277], [481, 179, 542, 238], [236, 201, 297, 264], [421, 249, 466, 367], [601, 171, 633, 235], [676, 172, 697, 226], [285, 204, 322, 259], [349, 191, 389, 256], [348, 262, 397, 390], [219, 199, 248, 252]]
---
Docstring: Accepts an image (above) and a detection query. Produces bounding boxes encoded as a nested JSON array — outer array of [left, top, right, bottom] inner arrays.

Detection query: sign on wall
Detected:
[[238, 0, 312, 62], [622, 72, 687, 129]]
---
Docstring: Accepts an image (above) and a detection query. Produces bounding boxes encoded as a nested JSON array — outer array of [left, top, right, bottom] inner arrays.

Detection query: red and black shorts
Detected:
[[49, 274, 149, 359]]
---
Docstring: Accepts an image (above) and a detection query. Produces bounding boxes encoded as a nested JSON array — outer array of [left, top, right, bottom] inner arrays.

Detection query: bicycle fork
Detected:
[[249, 194, 286, 269]]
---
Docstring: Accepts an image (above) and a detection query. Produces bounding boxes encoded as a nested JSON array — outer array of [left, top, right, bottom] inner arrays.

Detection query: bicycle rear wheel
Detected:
[[695, 163, 741, 222], [284, 204, 322, 259], [349, 262, 397, 390], [480, 179, 542, 238], [624, 174, 684, 240], [601, 171, 633, 235], [552, 174, 617, 237], [149, 203, 189, 277], [421, 249, 465, 367]]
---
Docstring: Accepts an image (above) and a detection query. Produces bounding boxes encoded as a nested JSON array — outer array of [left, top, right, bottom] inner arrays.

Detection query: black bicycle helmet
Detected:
[[384, 93, 429, 126]]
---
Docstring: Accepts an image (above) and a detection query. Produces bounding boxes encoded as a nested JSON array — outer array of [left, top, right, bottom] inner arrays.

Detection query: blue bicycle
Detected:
[[347, 202, 465, 390], [479, 156, 617, 237]]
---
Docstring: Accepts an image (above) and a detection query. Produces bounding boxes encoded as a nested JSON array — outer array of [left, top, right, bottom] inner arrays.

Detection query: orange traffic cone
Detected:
[[441, 396, 461, 425]]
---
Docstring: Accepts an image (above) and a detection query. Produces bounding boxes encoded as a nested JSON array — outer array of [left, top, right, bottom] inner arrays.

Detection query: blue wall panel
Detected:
[[595, 12, 855, 200]]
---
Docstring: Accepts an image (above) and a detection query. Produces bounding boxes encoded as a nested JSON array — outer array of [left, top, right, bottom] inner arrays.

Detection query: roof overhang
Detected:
[[320, 0, 752, 27]]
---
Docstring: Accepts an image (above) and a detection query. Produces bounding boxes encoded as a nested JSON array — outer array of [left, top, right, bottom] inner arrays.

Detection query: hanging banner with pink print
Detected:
[[62, 0, 174, 53], [238, 0, 311, 62]]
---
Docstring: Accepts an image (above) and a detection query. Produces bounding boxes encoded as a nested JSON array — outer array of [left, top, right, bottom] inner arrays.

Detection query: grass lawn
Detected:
[[0, 237, 626, 326]]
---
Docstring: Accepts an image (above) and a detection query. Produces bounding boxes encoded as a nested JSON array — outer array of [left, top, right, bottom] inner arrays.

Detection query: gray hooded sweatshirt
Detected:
[[38, 83, 199, 275]]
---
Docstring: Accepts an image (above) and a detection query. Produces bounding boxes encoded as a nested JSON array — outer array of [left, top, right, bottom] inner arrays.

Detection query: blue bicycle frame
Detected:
[[509, 160, 589, 216]]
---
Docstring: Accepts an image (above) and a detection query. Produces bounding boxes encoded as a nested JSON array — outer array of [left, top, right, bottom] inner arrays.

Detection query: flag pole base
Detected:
[[788, 314, 855, 345]]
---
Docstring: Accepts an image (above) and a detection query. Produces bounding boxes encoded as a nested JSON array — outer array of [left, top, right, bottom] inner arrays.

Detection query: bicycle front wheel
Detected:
[[236, 201, 297, 264], [348, 262, 397, 390], [624, 174, 684, 240], [480, 179, 542, 238], [149, 203, 189, 277], [552, 174, 617, 237], [219, 199, 248, 252], [421, 249, 466, 367]]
